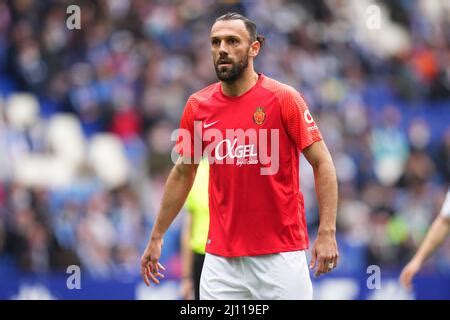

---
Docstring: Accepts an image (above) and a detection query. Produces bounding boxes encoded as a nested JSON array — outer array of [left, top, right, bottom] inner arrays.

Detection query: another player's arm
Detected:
[[400, 214, 450, 290], [303, 141, 339, 277], [180, 213, 194, 299], [413, 215, 450, 264], [140, 157, 199, 286]]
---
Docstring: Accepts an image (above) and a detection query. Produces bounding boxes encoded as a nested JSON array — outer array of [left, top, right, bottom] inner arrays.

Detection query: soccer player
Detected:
[[140, 12, 339, 299], [399, 187, 450, 291]]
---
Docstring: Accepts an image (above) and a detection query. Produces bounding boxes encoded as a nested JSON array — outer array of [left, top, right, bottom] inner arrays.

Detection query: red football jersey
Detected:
[[176, 73, 322, 257]]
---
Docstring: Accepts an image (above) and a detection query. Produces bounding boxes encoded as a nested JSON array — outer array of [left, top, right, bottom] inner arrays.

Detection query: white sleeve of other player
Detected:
[[440, 188, 450, 218]]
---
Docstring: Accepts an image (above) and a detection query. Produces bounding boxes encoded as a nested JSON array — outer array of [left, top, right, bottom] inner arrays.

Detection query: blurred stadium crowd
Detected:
[[0, 0, 449, 282]]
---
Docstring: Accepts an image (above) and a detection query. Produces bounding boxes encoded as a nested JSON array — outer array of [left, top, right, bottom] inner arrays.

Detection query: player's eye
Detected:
[[228, 38, 238, 45], [211, 39, 219, 46]]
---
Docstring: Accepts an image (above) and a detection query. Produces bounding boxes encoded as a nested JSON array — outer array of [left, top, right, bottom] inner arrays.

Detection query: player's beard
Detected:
[[214, 52, 249, 82]]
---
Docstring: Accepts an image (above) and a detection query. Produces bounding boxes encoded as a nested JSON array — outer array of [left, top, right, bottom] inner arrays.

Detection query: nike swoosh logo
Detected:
[[203, 120, 219, 128]]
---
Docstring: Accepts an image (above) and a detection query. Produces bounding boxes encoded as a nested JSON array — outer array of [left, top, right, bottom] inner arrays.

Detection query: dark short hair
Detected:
[[215, 12, 265, 49]]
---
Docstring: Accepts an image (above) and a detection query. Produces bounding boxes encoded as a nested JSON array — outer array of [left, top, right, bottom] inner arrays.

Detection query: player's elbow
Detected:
[[311, 155, 337, 189]]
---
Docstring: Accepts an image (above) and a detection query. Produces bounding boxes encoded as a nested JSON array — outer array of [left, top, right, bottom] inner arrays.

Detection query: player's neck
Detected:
[[220, 68, 259, 97]]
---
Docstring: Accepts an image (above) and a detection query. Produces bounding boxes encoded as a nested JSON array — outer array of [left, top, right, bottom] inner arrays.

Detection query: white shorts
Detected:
[[200, 250, 313, 300]]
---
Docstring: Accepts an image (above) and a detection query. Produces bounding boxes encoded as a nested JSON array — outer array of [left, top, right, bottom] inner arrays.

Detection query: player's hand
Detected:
[[399, 259, 422, 291], [309, 231, 339, 277], [181, 278, 194, 300], [140, 237, 166, 286]]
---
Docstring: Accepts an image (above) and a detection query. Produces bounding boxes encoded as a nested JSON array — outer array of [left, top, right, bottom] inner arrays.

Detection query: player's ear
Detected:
[[249, 40, 260, 57]]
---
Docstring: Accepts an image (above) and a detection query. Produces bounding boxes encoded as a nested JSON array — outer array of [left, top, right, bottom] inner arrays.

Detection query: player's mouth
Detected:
[[217, 59, 232, 67]]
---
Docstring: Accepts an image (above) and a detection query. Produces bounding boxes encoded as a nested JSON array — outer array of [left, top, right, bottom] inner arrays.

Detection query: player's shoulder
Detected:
[[260, 75, 302, 100], [184, 82, 219, 115], [189, 82, 220, 104]]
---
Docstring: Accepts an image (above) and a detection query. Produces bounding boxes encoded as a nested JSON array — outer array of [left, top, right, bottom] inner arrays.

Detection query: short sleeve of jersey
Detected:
[[175, 96, 198, 158], [279, 87, 322, 151], [440, 188, 450, 218]]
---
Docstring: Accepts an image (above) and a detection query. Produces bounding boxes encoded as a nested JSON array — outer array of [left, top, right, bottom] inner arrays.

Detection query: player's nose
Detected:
[[218, 50, 230, 62], [218, 41, 229, 55]]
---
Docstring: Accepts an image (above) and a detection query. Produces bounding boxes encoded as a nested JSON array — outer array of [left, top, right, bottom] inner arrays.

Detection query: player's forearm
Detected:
[[313, 160, 338, 235], [181, 246, 194, 279], [412, 215, 450, 266], [181, 214, 194, 279], [150, 162, 197, 240]]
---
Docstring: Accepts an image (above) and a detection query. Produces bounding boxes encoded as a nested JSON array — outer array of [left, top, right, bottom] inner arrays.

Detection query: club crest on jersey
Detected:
[[253, 107, 266, 125]]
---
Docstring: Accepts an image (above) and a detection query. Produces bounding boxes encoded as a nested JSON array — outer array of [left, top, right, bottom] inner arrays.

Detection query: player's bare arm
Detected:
[[400, 214, 450, 290], [303, 140, 339, 277], [140, 157, 199, 286], [180, 213, 194, 299]]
